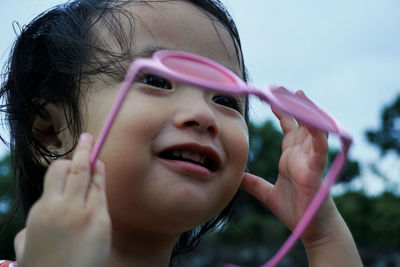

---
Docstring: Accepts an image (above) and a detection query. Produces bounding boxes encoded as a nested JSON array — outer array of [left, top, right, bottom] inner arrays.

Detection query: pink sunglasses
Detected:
[[89, 50, 352, 267]]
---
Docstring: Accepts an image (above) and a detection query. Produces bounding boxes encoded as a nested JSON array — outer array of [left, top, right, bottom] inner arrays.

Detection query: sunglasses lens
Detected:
[[161, 55, 238, 86], [271, 89, 338, 133]]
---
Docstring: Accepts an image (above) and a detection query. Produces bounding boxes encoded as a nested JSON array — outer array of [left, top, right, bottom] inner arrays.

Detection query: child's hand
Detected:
[[14, 133, 111, 267], [241, 90, 336, 243]]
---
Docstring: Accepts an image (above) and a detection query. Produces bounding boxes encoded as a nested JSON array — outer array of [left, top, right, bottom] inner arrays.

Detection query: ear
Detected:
[[31, 101, 73, 165]]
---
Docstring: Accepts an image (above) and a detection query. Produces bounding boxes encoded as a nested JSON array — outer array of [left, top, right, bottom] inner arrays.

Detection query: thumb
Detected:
[[14, 228, 26, 262], [240, 172, 273, 206]]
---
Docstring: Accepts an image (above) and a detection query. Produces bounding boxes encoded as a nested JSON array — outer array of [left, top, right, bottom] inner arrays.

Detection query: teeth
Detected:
[[172, 150, 181, 157], [172, 150, 206, 165]]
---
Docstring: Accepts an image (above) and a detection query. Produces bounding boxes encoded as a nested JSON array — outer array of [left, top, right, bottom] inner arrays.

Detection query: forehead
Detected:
[[118, 1, 242, 77]]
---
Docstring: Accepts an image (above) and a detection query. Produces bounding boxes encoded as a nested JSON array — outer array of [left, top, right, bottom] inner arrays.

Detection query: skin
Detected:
[[13, 1, 362, 267], [84, 3, 249, 264]]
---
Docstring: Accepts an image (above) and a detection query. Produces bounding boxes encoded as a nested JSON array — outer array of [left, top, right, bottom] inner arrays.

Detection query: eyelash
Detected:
[[212, 95, 244, 113], [135, 73, 173, 90], [135, 73, 244, 113]]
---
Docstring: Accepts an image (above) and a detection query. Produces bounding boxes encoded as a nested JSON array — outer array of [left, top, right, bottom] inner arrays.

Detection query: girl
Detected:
[[0, 0, 362, 266]]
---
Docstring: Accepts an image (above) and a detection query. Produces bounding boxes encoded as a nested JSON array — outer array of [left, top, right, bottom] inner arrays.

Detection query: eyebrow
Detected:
[[130, 45, 248, 114], [131, 45, 246, 83], [132, 45, 171, 59], [112, 46, 170, 81], [131, 46, 243, 77]]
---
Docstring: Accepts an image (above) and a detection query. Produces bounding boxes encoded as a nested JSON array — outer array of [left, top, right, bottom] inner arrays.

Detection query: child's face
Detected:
[[83, 1, 248, 236]]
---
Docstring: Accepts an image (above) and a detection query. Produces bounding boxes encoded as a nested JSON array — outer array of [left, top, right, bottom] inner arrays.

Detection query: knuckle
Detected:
[[62, 210, 88, 229], [77, 139, 92, 151], [26, 197, 106, 233], [27, 200, 58, 227], [321, 140, 329, 154], [91, 214, 111, 236], [48, 159, 70, 170], [70, 161, 90, 174]]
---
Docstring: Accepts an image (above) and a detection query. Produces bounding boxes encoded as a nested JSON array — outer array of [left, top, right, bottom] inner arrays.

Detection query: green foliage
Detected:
[[335, 191, 400, 248], [0, 112, 397, 259], [366, 94, 400, 155], [249, 120, 361, 185], [248, 121, 282, 184], [234, 120, 362, 220], [0, 209, 23, 260], [227, 118, 399, 251], [334, 192, 371, 241], [369, 192, 400, 247], [231, 121, 283, 219], [0, 155, 13, 201], [0, 153, 23, 260], [220, 213, 288, 244], [222, 192, 400, 249], [327, 150, 361, 183]]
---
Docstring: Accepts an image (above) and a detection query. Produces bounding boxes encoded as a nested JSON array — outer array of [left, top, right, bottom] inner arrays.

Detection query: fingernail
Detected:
[[80, 133, 92, 143], [96, 160, 105, 172]]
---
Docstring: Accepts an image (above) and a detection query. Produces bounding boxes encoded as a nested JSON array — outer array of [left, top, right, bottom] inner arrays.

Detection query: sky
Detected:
[[0, 0, 399, 195]]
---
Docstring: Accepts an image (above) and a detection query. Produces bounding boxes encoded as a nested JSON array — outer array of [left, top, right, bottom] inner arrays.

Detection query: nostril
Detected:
[[183, 121, 199, 127], [174, 110, 219, 136], [181, 119, 219, 136], [207, 125, 218, 136]]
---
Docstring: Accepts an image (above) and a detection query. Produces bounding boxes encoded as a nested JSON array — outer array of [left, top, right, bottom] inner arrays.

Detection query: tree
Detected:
[[0, 155, 12, 201], [0, 154, 23, 260], [0, 119, 365, 256], [233, 120, 361, 219], [334, 191, 400, 248], [366, 94, 400, 155], [327, 150, 360, 184], [365, 93, 400, 193], [249, 120, 361, 185], [248, 120, 283, 184]]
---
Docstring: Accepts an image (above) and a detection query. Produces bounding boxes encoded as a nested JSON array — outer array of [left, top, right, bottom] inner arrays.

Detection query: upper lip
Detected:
[[157, 143, 222, 172]]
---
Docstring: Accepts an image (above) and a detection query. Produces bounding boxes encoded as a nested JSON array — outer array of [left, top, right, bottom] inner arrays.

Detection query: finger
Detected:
[[293, 90, 313, 129], [307, 126, 329, 156], [86, 160, 107, 209], [14, 228, 26, 262], [294, 90, 327, 135], [295, 89, 306, 97], [295, 89, 322, 111], [292, 90, 329, 151], [64, 133, 94, 201], [43, 160, 70, 196], [294, 91, 329, 153], [271, 105, 297, 135], [240, 172, 274, 206]]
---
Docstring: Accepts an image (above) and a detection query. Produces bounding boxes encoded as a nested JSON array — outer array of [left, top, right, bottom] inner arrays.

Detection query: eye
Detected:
[[212, 95, 244, 113], [136, 73, 173, 90]]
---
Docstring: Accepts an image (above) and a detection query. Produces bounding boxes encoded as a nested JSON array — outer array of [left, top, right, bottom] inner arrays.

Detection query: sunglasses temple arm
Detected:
[[261, 137, 350, 267], [89, 67, 139, 171]]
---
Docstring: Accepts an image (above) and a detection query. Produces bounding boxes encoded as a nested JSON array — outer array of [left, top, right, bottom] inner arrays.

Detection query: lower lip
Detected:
[[158, 158, 216, 180]]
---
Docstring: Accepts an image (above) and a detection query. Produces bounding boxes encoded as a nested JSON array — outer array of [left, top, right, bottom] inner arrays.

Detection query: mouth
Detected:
[[158, 145, 220, 173]]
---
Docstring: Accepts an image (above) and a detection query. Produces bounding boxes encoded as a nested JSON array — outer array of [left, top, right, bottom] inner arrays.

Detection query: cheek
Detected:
[[226, 121, 249, 177], [224, 119, 249, 169], [210, 121, 249, 213]]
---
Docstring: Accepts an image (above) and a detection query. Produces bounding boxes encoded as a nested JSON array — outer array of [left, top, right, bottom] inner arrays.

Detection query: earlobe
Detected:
[[30, 101, 72, 165]]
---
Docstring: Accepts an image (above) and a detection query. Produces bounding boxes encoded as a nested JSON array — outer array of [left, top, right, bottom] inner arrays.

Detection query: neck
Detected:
[[107, 228, 180, 267]]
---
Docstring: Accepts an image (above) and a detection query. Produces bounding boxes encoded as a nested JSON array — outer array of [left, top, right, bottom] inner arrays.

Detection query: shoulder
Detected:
[[0, 260, 18, 267]]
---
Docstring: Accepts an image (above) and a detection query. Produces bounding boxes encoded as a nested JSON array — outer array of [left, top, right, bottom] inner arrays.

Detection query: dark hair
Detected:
[[0, 0, 248, 262]]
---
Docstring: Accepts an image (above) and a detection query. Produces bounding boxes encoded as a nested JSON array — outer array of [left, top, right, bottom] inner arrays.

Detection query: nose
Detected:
[[173, 94, 220, 137]]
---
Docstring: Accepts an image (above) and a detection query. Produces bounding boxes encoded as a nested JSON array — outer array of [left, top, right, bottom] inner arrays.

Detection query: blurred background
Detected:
[[0, 0, 399, 266]]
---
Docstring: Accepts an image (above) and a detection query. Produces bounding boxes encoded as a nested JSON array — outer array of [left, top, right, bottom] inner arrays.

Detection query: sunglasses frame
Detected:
[[89, 50, 353, 267]]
